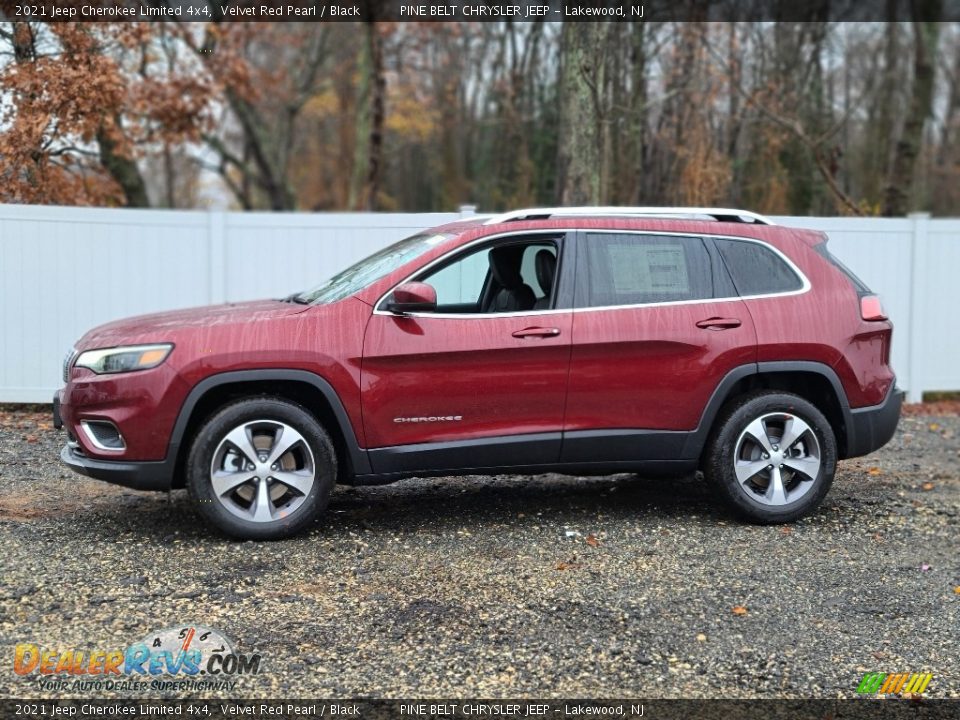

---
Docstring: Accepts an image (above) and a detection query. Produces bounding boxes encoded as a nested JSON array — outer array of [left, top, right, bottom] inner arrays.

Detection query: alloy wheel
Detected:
[[209, 420, 316, 523], [733, 412, 821, 506]]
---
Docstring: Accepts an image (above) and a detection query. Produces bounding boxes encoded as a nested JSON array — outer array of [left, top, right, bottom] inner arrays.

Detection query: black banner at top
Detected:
[[1, 0, 960, 22]]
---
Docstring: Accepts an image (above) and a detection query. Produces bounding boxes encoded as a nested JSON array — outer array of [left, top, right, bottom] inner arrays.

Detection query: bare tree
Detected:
[[883, 0, 943, 216], [556, 22, 608, 205]]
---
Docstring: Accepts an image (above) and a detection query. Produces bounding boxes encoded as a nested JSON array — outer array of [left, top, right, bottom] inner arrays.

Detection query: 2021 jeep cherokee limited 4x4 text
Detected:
[[55, 207, 903, 539]]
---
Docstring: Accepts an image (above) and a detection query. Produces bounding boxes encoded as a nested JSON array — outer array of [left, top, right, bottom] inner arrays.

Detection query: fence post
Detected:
[[906, 212, 930, 404], [208, 210, 226, 305]]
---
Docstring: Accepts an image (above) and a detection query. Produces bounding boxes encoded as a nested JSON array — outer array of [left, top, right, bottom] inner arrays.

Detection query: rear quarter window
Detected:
[[714, 238, 804, 296]]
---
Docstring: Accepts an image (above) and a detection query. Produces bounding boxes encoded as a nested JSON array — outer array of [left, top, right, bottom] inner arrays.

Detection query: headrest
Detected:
[[535, 250, 556, 294], [488, 246, 526, 289]]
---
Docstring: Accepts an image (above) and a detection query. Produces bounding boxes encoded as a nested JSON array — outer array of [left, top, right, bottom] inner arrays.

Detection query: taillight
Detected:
[[860, 294, 887, 321]]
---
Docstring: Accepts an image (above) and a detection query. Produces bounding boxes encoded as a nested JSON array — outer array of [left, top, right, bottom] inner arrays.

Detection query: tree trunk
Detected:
[[348, 26, 373, 210], [97, 119, 150, 208], [11, 22, 35, 62], [556, 22, 606, 206], [193, 20, 295, 210], [628, 22, 648, 204], [162, 143, 176, 208], [882, 0, 942, 216], [366, 20, 386, 211]]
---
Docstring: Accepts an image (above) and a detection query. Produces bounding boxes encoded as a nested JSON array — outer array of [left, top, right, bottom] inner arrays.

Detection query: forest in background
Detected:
[[1, 12, 959, 216]]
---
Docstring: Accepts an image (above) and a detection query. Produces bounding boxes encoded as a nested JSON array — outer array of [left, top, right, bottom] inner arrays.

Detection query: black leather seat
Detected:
[[484, 246, 536, 313], [533, 250, 556, 309]]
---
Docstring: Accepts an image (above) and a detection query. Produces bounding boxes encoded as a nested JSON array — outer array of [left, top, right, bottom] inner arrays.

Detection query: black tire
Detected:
[[703, 391, 837, 524], [186, 397, 336, 540]]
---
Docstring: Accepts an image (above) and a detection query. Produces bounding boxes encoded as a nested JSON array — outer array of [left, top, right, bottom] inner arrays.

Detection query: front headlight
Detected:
[[74, 344, 173, 375]]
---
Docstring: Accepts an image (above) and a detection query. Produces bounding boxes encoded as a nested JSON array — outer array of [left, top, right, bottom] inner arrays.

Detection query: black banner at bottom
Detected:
[[4, 699, 960, 720]]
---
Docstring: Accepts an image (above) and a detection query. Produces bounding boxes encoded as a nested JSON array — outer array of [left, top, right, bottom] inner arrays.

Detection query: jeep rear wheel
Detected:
[[187, 398, 336, 539], [704, 391, 837, 524]]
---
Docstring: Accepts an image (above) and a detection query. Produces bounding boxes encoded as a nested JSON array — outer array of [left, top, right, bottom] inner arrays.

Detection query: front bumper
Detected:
[[60, 444, 173, 492], [844, 384, 904, 459]]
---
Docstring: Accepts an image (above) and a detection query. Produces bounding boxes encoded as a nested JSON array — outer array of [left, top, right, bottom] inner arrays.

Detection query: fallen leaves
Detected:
[[564, 530, 602, 547], [732, 606, 749, 616], [557, 532, 601, 567], [696, 633, 707, 642], [868, 467, 882, 476], [921, 482, 935, 491], [903, 400, 960, 416], [953, 586, 960, 595]]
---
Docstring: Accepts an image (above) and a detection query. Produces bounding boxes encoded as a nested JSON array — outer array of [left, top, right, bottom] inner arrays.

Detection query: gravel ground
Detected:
[[1, 407, 958, 700]]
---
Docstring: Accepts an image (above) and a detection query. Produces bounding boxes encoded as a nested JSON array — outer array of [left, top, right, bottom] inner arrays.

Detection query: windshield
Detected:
[[293, 232, 452, 305]]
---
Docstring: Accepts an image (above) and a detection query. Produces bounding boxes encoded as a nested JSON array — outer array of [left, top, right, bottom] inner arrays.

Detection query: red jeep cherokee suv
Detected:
[[55, 207, 902, 539]]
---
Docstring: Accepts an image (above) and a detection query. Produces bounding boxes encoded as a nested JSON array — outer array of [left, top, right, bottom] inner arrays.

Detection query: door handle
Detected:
[[696, 317, 742, 330], [512, 327, 561, 338]]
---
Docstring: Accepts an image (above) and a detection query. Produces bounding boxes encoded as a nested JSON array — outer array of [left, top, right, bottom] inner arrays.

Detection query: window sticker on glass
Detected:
[[609, 244, 690, 295]]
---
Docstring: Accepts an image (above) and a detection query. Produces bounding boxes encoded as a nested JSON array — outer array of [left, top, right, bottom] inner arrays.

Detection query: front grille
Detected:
[[62, 348, 77, 383]]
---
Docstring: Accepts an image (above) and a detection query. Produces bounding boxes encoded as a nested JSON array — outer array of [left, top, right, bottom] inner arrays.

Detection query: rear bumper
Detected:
[[844, 385, 903, 459], [60, 444, 172, 492]]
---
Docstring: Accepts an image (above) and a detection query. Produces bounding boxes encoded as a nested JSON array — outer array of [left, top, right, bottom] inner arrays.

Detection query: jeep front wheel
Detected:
[[186, 398, 336, 539]]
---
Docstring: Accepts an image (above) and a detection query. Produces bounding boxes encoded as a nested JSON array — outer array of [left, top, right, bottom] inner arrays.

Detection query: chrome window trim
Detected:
[[372, 228, 810, 319]]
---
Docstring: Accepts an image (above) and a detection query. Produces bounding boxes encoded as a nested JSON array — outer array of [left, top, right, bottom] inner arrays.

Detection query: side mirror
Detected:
[[386, 282, 437, 314]]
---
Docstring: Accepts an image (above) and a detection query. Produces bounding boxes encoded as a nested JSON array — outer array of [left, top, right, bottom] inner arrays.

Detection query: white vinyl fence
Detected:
[[0, 203, 956, 403]]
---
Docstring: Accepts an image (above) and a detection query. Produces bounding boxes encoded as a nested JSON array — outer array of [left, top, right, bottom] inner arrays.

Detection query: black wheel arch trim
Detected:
[[166, 369, 371, 476], [683, 360, 861, 461]]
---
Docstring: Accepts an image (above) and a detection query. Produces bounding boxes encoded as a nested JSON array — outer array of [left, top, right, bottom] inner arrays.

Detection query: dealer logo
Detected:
[[14, 625, 261, 678]]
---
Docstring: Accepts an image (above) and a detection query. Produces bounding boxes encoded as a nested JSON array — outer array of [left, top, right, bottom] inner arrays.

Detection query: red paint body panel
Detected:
[[361, 312, 572, 448], [739, 235, 894, 408], [61, 298, 370, 460], [565, 300, 757, 431]]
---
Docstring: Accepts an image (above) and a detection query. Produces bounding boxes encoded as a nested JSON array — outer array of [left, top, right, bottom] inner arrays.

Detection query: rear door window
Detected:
[[576, 233, 716, 308]]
